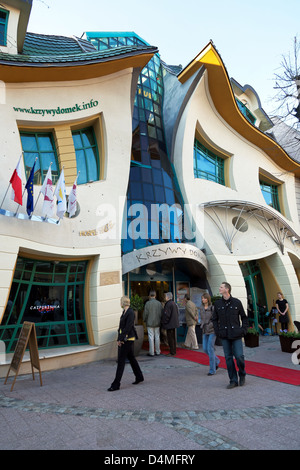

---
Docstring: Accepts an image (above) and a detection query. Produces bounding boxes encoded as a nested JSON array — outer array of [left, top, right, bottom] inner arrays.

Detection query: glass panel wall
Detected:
[[0, 257, 89, 352]]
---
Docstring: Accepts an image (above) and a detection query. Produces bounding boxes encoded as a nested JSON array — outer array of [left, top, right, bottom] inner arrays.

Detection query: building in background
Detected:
[[0, 0, 299, 372]]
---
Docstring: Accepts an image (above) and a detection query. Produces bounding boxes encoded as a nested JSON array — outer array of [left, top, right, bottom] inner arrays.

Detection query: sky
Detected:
[[27, 0, 300, 115]]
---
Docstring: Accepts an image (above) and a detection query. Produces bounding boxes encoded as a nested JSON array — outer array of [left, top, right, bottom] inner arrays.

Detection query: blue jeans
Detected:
[[202, 333, 220, 374], [221, 338, 246, 384]]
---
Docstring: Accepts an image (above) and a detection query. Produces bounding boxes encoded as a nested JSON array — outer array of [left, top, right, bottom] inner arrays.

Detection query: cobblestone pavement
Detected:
[[0, 336, 299, 451]]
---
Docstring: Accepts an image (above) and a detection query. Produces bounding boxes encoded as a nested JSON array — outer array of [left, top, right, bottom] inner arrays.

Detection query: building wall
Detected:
[[0, 68, 137, 349]]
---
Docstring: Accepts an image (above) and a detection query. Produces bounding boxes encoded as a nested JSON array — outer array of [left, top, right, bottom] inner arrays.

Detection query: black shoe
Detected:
[[226, 382, 238, 389], [107, 386, 119, 391], [147, 353, 154, 357], [239, 376, 246, 386], [132, 378, 144, 385]]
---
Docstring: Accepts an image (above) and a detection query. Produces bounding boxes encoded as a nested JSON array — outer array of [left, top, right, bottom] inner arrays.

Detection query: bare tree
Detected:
[[273, 36, 300, 129]]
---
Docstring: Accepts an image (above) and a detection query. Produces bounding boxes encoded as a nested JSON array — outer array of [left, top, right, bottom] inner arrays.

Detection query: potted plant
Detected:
[[130, 294, 145, 356], [130, 294, 144, 324], [244, 326, 259, 348], [279, 330, 300, 353]]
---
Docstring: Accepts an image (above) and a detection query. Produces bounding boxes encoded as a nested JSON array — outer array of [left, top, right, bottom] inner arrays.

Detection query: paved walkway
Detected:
[[0, 336, 299, 451]]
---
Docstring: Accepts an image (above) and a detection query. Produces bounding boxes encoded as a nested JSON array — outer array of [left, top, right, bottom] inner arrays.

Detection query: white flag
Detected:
[[54, 168, 66, 219], [41, 166, 54, 218], [67, 175, 78, 218]]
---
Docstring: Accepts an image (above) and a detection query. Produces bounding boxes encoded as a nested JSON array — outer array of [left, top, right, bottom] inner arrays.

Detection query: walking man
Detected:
[[143, 290, 163, 356], [212, 282, 249, 388], [183, 294, 199, 350], [161, 292, 179, 355]]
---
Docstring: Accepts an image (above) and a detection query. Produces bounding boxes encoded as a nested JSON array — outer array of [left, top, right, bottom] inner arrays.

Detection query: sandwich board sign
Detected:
[[4, 321, 43, 391]]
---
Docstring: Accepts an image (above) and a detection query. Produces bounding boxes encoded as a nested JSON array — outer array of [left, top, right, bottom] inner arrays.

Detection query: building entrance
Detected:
[[240, 260, 268, 331]]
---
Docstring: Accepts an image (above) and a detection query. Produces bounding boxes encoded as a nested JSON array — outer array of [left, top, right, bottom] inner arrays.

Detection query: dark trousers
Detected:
[[166, 329, 177, 355], [221, 338, 246, 385], [111, 341, 143, 389]]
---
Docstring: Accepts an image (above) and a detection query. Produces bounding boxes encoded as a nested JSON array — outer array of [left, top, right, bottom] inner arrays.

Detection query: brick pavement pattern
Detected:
[[0, 336, 299, 450]]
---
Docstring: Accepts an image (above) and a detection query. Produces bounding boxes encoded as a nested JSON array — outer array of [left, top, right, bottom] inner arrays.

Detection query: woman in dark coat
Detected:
[[108, 296, 144, 391]]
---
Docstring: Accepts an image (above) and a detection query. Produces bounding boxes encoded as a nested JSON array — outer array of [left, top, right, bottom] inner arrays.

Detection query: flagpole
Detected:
[[55, 166, 65, 224], [14, 187, 26, 216], [68, 171, 80, 219], [0, 184, 11, 211], [35, 162, 53, 220]]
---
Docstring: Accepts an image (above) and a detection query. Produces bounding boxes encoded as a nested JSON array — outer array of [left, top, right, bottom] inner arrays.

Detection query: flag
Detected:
[[67, 175, 78, 218], [25, 160, 36, 216], [41, 166, 54, 218], [10, 156, 23, 205], [54, 168, 66, 219]]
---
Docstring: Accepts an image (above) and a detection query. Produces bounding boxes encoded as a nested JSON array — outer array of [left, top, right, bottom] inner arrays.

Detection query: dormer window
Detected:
[[0, 8, 9, 46]]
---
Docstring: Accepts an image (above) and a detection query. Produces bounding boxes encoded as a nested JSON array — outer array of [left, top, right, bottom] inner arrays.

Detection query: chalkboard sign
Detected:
[[5, 322, 43, 391]]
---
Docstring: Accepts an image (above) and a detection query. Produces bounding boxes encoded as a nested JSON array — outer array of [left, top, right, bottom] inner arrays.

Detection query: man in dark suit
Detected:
[[161, 292, 179, 355]]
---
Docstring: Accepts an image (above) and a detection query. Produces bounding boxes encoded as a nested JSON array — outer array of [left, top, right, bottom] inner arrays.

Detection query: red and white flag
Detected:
[[40, 166, 55, 217], [67, 175, 78, 218], [10, 156, 23, 205]]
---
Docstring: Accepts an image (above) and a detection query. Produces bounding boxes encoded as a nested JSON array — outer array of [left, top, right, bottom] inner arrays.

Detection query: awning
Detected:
[[201, 200, 300, 254]]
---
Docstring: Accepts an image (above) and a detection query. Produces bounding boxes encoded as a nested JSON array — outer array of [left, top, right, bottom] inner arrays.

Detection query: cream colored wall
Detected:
[[0, 68, 135, 347], [173, 71, 300, 321]]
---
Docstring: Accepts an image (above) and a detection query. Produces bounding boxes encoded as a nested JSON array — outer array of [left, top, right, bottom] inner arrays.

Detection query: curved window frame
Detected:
[[193, 138, 225, 185], [20, 131, 60, 185], [0, 8, 9, 47], [72, 126, 99, 185], [260, 179, 281, 213]]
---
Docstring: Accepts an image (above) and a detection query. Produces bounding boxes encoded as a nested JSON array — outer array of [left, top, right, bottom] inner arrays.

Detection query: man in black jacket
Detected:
[[212, 282, 249, 389], [161, 292, 180, 355]]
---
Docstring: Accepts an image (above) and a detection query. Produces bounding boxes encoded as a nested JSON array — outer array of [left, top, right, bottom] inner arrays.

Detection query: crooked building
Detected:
[[0, 0, 299, 372]]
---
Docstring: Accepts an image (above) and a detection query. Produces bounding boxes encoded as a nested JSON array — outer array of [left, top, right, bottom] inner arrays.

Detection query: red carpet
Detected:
[[144, 344, 300, 386]]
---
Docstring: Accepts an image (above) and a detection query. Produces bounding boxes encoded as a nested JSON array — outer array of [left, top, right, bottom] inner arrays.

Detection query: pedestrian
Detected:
[[200, 293, 220, 375], [143, 290, 163, 356], [161, 292, 179, 356], [183, 294, 199, 350], [212, 282, 249, 389], [276, 292, 289, 332], [107, 296, 144, 391]]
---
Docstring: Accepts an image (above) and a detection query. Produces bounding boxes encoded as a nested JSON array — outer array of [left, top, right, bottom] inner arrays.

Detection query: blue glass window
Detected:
[[194, 139, 225, 185], [20, 132, 60, 185], [72, 127, 99, 185], [0, 8, 8, 46]]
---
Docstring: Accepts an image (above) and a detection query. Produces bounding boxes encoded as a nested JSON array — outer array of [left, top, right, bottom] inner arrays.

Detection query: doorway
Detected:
[[240, 261, 268, 331]]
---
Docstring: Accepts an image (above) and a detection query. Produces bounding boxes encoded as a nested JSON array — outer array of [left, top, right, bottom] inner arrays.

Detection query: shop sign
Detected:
[[4, 322, 42, 392], [122, 242, 207, 274]]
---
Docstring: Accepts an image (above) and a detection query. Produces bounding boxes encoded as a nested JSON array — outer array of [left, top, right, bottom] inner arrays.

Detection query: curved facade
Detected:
[[0, 1, 299, 370]]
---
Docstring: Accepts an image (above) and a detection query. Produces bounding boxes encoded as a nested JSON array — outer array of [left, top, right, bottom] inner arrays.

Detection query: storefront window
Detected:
[[0, 257, 89, 352]]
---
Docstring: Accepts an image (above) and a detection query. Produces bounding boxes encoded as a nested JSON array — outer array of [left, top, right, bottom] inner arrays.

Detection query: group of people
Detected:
[[108, 283, 289, 392]]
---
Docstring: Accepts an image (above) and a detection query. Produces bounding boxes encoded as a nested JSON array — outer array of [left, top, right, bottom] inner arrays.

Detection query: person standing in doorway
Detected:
[[143, 290, 163, 356], [183, 294, 199, 350], [161, 292, 179, 356], [108, 296, 144, 391], [212, 282, 248, 389], [200, 293, 220, 375], [276, 292, 289, 332]]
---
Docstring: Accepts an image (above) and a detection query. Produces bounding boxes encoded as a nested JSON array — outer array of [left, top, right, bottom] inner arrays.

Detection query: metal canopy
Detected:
[[201, 200, 300, 254]]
